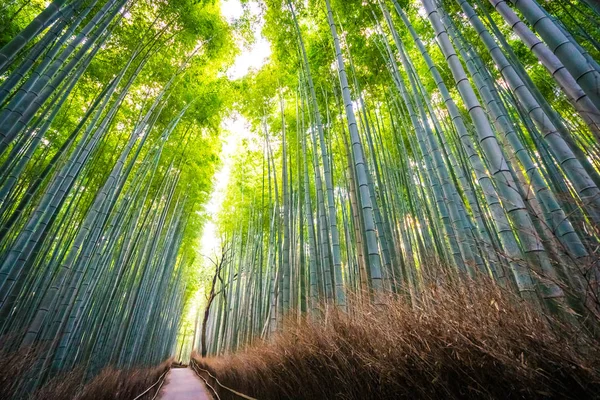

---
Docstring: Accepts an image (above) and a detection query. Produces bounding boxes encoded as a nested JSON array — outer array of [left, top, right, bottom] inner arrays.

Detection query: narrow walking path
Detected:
[[160, 368, 212, 400]]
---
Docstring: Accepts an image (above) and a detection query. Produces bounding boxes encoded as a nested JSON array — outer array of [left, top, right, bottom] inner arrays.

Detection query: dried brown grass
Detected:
[[0, 344, 171, 400], [36, 359, 171, 400], [194, 278, 600, 399], [74, 360, 171, 400], [0, 340, 41, 399]]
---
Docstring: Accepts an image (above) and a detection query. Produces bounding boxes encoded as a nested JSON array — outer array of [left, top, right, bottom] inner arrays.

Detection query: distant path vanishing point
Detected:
[[160, 368, 212, 400]]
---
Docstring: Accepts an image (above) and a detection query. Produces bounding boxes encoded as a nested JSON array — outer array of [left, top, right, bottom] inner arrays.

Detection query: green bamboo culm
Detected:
[[0, 0, 235, 396], [200, 0, 600, 356]]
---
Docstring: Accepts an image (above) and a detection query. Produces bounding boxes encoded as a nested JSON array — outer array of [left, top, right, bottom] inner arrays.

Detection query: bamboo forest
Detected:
[[1, 0, 600, 398]]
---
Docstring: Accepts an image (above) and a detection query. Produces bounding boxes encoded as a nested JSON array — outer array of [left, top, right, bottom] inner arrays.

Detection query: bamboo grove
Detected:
[[0, 0, 234, 394], [198, 0, 600, 356]]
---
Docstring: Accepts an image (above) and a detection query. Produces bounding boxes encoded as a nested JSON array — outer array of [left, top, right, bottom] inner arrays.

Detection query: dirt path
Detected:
[[160, 368, 212, 400]]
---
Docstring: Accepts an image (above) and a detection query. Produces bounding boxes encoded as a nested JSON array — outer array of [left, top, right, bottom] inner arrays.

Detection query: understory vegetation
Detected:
[[194, 274, 600, 399], [0, 350, 170, 399]]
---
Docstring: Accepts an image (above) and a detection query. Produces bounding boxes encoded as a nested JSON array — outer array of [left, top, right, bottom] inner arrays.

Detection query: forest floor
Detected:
[[159, 368, 212, 400]]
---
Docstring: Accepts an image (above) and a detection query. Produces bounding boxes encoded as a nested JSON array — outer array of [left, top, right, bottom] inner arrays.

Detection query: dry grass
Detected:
[[78, 360, 170, 400], [0, 343, 171, 400], [194, 278, 600, 400], [0, 340, 41, 399], [36, 360, 171, 400]]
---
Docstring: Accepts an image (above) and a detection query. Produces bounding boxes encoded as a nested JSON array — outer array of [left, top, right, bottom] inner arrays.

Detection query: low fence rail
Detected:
[[133, 368, 170, 400], [190, 358, 257, 400]]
